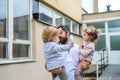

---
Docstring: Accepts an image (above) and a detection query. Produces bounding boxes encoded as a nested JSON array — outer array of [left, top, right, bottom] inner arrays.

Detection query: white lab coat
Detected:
[[54, 44, 80, 80]]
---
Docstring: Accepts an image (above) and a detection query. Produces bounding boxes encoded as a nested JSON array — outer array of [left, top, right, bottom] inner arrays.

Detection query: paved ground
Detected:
[[83, 64, 120, 80], [100, 64, 120, 80]]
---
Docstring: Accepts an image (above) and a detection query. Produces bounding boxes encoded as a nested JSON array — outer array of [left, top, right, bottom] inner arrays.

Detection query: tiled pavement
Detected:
[[83, 64, 120, 80], [99, 64, 120, 80]]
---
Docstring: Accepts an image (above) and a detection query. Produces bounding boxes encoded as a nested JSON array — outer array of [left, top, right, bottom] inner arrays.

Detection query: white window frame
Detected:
[[64, 17, 72, 32], [54, 12, 63, 27], [38, 2, 81, 34], [0, 0, 34, 64], [71, 21, 79, 35], [39, 2, 54, 25]]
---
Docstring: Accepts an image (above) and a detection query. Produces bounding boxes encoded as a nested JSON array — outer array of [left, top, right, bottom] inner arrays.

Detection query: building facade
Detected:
[[1, 0, 120, 80], [0, 0, 82, 80]]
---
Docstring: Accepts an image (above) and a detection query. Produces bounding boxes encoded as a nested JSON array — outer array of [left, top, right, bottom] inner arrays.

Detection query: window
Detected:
[[13, 44, 29, 58], [54, 13, 63, 27], [13, 0, 30, 58], [32, 0, 39, 19], [0, 42, 7, 59], [108, 20, 120, 32], [33, 1, 80, 35], [0, 0, 32, 64], [39, 3, 53, 25], [65, 18, 71, 31], [0, 0, 7, 38], [72, 21, 79, 35], [110, 35, 120, 50], [13, 0, 29, 40], [95, 35, 106, 51], [87, 22, 105, 33], [0, 0, 8, 60]]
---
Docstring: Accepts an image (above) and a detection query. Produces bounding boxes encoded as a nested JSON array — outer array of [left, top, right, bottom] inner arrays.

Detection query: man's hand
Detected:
[[81, 61, 90, 70], [50, 67, 63, 74], [45, 63, 63, 74]]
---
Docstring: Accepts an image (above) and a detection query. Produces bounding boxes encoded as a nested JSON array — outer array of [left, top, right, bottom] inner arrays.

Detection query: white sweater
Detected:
[[43, 42, 73, 70]]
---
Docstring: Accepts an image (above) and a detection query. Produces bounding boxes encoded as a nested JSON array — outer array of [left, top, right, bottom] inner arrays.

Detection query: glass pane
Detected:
[[13, 0, 29, 40], [32, 0, 39, 19], [87, 22, 105, 33], [110, 35, 120, 50], [108, 20, 120, 32], [95, 35, 106, 51], [65, 18, 71, 31], [0, 42, 7, 58], [72, 22, 79, 34], [0, 0, 7, 37], [39, 4, 53, 25], [13, 44, 29, 58], [55, 13, 62, 27]]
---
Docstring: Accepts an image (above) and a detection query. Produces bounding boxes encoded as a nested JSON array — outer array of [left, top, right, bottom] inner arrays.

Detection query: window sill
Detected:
[[0, 58, 36, 65], [33, 19, 52, 26]]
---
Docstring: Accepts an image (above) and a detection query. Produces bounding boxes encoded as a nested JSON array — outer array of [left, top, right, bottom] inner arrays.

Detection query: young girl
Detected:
[[42, 26, 74, 80], [75, 26, 101, 80]]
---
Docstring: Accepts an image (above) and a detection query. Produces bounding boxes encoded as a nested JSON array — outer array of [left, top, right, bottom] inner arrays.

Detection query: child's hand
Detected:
[[79, 45, 84, 49], [70, 41, 74, 46]]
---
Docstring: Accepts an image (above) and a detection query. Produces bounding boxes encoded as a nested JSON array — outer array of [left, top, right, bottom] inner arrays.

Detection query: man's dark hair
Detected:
[[57, 25, 70, 33]]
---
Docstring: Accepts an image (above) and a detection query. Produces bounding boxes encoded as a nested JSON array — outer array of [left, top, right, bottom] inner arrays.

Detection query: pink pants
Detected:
[[75, 63, 84, 80]]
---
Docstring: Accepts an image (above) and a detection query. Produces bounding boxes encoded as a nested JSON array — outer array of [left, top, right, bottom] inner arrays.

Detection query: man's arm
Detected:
[[44, 63, 63, 74]]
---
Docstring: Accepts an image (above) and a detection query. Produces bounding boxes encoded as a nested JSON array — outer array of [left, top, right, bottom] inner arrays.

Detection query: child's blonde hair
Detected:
[[84, 25, 101, 42], [42, 26, 58, 43]]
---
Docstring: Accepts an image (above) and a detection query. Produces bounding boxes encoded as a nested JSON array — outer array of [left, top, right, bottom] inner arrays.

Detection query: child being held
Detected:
[[75, 26, 101, 80], [42, 26, 74, 80]]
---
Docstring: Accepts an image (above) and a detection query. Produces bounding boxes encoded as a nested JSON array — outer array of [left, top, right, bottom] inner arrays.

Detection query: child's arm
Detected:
[[80, 45, 94, 57], [52, 42, 74, 52], [83, 54, 93, 63]]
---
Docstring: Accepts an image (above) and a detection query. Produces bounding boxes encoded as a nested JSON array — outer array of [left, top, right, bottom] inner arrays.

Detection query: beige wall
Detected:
[[0, 62, 50, 80], [82, 11, 120, 21], [32, 20, 53, 80], [40, 0, 82, 23], [94, 0, 98, 13]]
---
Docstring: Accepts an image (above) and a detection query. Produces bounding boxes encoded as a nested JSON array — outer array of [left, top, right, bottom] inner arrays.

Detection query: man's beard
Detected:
[[59, 37, 68, 44]]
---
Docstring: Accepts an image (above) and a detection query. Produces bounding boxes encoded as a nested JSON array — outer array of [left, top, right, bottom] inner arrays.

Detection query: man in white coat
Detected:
[[54, 25, 80, 80]]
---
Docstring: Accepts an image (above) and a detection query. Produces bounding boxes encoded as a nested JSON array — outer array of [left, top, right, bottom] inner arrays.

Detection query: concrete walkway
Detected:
[[100, 64, 120, 80]]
